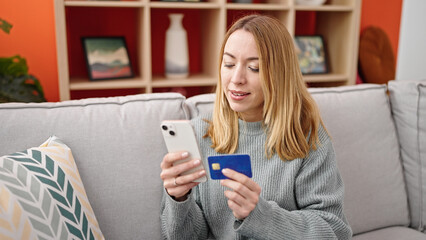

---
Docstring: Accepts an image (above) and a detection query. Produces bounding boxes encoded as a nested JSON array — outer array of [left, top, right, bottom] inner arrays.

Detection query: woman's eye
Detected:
[[223, 63, 234, 68], [249, 66, 259, 72]]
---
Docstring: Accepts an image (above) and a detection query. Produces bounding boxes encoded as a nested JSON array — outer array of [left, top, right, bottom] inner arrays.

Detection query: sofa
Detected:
[[0, 80, 425, 240]]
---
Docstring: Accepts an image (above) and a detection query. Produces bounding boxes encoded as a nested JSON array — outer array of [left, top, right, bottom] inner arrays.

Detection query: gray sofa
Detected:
[[0, 80, 425, 239]]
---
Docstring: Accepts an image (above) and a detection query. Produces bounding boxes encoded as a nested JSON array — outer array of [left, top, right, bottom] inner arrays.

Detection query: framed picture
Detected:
[[293, 35, 328, 75], [82, 37, 134, 81]]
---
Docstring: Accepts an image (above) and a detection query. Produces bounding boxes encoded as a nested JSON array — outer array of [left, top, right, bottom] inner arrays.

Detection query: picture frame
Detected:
[[81, 37, 134, 81], [293, 35, 328, 75]]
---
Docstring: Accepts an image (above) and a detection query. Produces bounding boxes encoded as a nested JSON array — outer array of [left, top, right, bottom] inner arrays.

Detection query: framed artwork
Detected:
[[293, 35, 328, 74], [82, 37, 134, 81]]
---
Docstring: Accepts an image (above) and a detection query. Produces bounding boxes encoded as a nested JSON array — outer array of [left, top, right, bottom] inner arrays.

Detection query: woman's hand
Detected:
[[220, 169, 261, 220], [160, 151, 206, 201]]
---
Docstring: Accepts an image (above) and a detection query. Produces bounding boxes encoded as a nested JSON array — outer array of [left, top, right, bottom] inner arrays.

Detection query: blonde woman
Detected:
[[160, 14, 352, 239]]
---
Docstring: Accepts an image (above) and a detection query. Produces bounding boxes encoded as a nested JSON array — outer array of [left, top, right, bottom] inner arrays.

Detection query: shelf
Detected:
[[65, 0, 144, 7], [226, 3, 290, 10], [70, 77, 147, 90], [303, 74, 347, 83], [152, 74, 217, 87], [294, 5, 353, 12], [55, 0, 361, 100], [150, 2, 220, 9]]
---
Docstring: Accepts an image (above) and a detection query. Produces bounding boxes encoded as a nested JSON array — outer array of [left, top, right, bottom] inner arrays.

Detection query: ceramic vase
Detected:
[[165, 13, 189, 78]]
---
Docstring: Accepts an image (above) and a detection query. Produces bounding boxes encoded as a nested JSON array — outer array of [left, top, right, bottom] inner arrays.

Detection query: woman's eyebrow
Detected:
[[247, 57, 259, 61], [223, 52, 259, 61], [223, 52, 235, 58]]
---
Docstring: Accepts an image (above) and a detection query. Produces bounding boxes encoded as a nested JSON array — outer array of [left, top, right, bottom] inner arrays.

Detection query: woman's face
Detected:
[[221, 29, 264, 122]]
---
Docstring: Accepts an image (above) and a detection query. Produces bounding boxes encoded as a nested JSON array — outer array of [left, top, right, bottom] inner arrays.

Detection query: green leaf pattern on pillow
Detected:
[[0, 136, 104, 240]]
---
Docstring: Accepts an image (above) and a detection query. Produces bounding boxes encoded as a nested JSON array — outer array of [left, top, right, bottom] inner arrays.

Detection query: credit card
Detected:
[[208, 154, 252, 180]]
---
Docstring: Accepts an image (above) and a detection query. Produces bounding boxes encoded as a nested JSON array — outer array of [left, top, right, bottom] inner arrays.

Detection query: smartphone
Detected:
[[161, 120, 207, 182], [207, 154, 252, 180]]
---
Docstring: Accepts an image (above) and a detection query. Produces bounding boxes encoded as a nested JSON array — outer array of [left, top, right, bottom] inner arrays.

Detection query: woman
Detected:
[[160, 14, 352, 239]]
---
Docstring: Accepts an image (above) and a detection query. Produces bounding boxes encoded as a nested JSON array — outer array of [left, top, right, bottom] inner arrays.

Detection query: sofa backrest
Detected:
[[309, 84, 410, 234], [0, 93, 188, 240], [186, 84, 410, 235], [388, 80, 426, 232], [0, 84, 415, 238]]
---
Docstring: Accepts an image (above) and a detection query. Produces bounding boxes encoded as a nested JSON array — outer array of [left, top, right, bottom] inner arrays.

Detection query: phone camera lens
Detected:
[[169, 130, 175, 136], [162, 125, 168, 131]]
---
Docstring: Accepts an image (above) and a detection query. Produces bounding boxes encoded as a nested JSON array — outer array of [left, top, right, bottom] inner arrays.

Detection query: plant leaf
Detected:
[[0, 18, 13, 34], [0, 55, 29, 77], [0, 75, 46, 103]]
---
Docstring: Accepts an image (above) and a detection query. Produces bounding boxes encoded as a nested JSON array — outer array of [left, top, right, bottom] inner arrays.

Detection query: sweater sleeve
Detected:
[[234, 131, 353, 239], [160, 188, 210, 239]]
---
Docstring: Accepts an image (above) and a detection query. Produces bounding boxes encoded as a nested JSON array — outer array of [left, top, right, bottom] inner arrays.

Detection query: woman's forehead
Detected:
[[224, 30, 258, 58]]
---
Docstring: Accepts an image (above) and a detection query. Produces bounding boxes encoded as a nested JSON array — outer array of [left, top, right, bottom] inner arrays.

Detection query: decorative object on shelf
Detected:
[[294, 35, 328, 75], [82, 36, 134, 81], [295, 0, 326, 5], [165, 13, 189, 79], [359, 26, 396, 84]]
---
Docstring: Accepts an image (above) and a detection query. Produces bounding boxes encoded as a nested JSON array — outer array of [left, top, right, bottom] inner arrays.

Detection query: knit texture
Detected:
[[161, 114, 352, 239]]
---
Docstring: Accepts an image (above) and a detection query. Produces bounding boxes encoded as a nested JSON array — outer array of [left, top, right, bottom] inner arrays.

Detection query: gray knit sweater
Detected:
[[161, 115, 352, 239]]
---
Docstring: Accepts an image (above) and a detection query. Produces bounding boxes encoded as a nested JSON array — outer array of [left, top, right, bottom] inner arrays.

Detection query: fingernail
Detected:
[[222, 168, 229, 174], [182, 152, 189, 158], [199, 170, 205, 176], [194, 159, 200, 166]]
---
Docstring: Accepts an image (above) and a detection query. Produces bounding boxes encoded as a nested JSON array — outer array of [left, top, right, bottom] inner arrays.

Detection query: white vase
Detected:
[[165, 14, 189, 78], [295, 0, 326, 6]]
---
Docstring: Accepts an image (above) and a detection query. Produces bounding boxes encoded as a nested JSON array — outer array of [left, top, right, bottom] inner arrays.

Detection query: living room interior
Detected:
[[0, 0, 425, 240], [0, 0, 415, 102]]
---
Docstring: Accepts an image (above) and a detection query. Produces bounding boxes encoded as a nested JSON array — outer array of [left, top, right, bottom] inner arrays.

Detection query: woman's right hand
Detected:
[[160, 151, 206, 201]]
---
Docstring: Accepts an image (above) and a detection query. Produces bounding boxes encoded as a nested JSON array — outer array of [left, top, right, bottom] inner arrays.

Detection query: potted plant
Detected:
[[0, 18, 46, 103]]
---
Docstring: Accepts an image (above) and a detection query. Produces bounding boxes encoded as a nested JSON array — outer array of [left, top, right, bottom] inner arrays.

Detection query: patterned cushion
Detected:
[[0, 136, 104, 239]]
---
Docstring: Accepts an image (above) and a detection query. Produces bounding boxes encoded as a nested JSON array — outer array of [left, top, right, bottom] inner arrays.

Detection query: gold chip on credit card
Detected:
[[212, 163, 221, 170]]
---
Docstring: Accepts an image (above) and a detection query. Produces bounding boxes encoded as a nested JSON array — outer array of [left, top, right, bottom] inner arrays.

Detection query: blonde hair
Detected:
[[206, 14, 324, 161]]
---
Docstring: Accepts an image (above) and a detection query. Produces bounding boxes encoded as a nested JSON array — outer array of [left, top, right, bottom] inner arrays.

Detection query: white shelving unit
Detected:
[[54, 0, 361, 100]]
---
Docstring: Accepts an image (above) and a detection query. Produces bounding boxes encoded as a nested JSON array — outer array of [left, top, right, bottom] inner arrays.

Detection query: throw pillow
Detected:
[[0, 136, 104, 239]]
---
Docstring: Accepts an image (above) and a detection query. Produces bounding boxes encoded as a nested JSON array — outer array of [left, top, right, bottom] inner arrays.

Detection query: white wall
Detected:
[[396, 0, 426, 80]]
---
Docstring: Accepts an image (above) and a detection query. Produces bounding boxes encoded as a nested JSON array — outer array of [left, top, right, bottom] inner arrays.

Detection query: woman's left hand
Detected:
[[220, 168, 262, 220]]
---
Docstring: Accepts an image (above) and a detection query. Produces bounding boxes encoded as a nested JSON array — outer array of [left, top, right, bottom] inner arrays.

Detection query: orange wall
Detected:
[[0, 0, 403, 102], [0, 0, 58, 101]]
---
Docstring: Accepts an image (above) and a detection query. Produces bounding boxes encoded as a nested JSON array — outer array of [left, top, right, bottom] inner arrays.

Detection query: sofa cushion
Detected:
[[0, 93, 188, 240], [0, 136, 104, 239], [388, 80, 426, 232], [187, 85, 410, 235], [310, 84, 410, 234], [185, 93, 215, 119], [353, 226, 426, 240]]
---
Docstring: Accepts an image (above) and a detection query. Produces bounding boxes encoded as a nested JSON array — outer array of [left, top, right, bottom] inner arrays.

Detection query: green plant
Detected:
[[0, 18, 13, 34], [0, 18, 46, 103]]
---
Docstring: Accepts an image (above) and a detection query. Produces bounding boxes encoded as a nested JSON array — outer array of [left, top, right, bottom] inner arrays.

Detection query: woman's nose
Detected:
[[230, 65, 246, 85]]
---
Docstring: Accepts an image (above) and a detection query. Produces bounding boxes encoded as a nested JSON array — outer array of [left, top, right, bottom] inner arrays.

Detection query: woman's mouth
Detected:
[[230, 90, 250, 100]]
